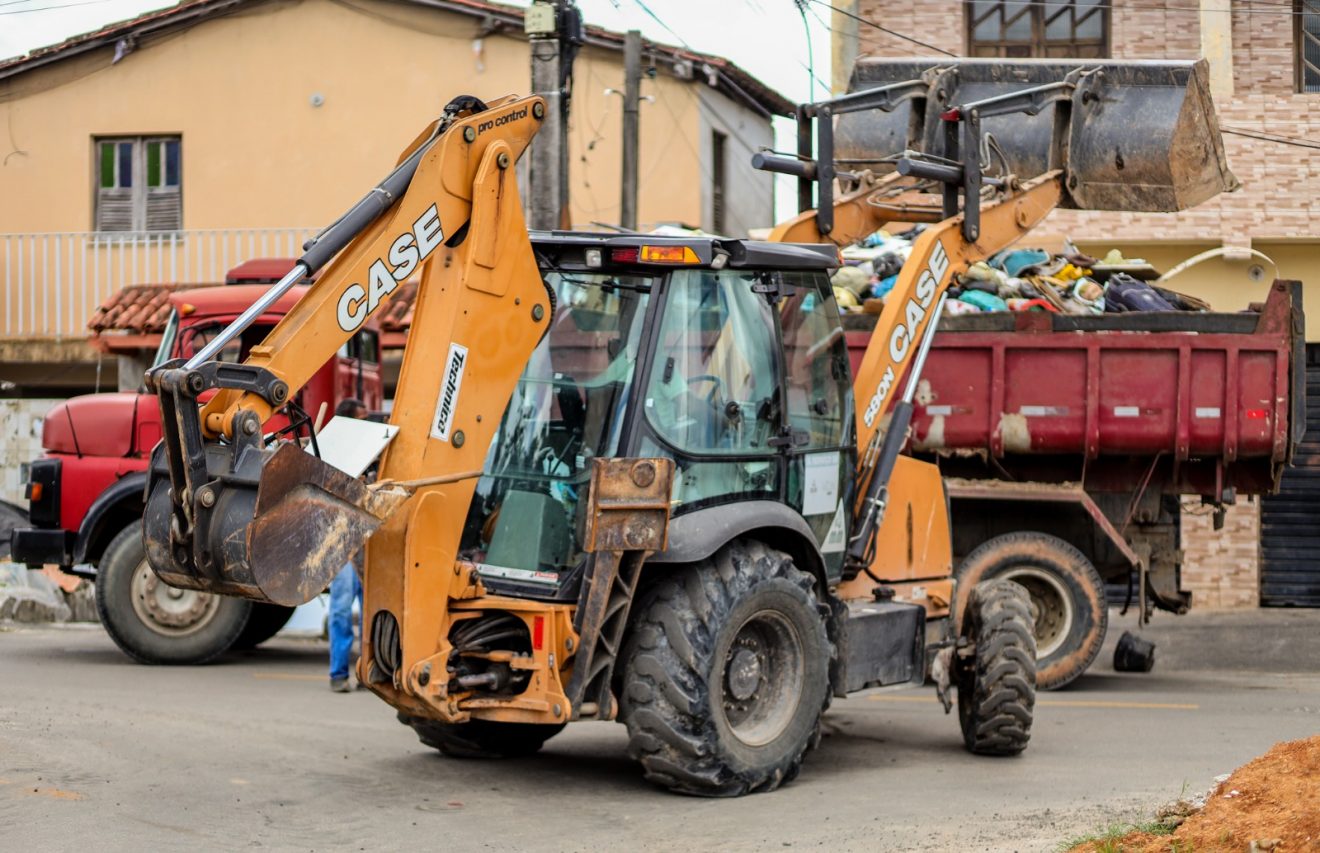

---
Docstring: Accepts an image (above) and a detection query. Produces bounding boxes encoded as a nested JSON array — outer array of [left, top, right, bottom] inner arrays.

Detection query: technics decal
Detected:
[[430, 342, 468, 442], [862, 239, 949, 429], [336, 204, 445, 333]]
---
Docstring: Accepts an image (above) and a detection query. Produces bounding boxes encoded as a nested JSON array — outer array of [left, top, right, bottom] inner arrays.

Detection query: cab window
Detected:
[[644, 269, 781, 455], [779, 272, 851, 449]]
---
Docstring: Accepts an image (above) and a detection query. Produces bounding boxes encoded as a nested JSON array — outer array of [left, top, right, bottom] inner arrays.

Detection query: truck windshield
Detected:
[[151, 310, 180, 368], [461, 271, 652, 579]]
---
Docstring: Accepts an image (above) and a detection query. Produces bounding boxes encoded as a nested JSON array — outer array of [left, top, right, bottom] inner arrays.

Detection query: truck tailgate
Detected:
[[844, 280, 1303, 496]]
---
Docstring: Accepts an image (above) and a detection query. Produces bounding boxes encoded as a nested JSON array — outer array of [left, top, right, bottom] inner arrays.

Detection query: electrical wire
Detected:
[[1222, 126, 1320, 152], [0, 0, 140, 15], [806, 0, 958, 56], [629, 0, 691, 49], [794, 0, 823, 100]]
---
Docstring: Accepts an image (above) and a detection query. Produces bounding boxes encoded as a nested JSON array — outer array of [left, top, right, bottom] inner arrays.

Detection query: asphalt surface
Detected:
[[2, 608, 1318, 852]]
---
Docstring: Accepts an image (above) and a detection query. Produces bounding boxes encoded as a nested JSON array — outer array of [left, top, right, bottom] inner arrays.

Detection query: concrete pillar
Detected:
[[117, 353, 149, 392], [1200, 0, 1234, 101]]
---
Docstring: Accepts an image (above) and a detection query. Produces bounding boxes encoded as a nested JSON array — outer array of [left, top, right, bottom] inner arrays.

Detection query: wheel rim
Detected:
[[1001, 567, 1073, 658], [129, 560, 222, 637], [720, 610, 804, 747]]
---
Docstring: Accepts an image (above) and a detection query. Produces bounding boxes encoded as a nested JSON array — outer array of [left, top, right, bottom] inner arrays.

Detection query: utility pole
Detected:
[[620, 29, 642, 231], [525, 0, 581, 231]]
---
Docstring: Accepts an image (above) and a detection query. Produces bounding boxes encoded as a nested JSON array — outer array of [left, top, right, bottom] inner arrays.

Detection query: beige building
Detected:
[[0, 0, 790, 391]]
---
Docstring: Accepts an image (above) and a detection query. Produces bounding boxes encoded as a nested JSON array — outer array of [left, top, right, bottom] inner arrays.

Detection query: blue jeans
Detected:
[[328, 563, 362, 681]]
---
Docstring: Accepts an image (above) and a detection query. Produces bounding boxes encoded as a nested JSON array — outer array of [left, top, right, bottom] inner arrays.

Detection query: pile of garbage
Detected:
[[831, 228, 1209, 316]]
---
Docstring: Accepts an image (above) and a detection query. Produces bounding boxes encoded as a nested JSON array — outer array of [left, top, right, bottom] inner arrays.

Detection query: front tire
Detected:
[[619, 539, 832, 797], [400, 713, 565, 759], [232, 604, 296, 650], [955, 532, 1107, 690], [96, 523, 251, 665], [956, 579, 1036, 756]]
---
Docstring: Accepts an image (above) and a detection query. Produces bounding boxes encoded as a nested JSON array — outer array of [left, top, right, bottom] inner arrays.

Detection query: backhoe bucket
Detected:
[[835, 58, 1237, 212], [143, 443, 408, 607]]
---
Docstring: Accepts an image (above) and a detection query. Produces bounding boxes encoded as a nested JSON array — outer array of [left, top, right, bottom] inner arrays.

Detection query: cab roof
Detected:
[[528, 231, 839, 273], [169, 284, 309, 318]]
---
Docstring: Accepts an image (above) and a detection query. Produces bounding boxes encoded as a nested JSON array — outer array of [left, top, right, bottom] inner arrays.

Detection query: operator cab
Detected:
[[459, 233, 854, 600]]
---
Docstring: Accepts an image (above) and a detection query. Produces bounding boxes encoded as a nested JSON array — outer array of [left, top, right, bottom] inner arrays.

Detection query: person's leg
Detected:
[[351, 569, 364, 688], [328, 564, 356, 689]]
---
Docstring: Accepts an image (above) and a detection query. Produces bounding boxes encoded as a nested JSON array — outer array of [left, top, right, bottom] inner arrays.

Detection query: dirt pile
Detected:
[[1073, 736, 1320, 852]]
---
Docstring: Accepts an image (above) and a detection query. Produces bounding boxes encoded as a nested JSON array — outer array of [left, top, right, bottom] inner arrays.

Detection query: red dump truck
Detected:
[[10, 261, 384, 664], [845, 279, 1303, 688]]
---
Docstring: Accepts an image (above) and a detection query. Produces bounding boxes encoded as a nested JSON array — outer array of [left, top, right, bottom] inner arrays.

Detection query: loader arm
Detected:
[[759, 57, 1236, 579], [142, 94, 552, 607]]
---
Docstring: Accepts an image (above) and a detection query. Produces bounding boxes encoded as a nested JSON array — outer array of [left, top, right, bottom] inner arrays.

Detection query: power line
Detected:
[[808, 0, 958, 57], [629, 0, 691, 49], [1222, 126, 1320, 152], [0, 0, 130, 15]]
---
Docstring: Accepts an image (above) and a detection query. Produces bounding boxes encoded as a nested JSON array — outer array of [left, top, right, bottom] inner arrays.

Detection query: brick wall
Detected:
[[850, 0, 1320, 244], [1180, 499, 1260, 610]]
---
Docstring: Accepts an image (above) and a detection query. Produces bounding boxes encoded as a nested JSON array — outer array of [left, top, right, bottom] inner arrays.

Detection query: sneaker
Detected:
[[330, 677, 352, 693]]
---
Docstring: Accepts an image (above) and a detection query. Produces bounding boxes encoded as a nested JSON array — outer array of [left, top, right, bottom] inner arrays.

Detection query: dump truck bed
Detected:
[[844, 280, 1303, 498]]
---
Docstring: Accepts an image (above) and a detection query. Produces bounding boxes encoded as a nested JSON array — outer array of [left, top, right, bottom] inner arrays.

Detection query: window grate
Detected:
[[1298, 0, 1320, 93], [94, 136, 182, 233], [967, 0, 1110, 59]]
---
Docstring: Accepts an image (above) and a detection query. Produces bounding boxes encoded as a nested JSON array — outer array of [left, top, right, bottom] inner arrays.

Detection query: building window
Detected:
[[1299, 1, 1320, 92], [95, 136, 182, 232], [711, 130, 727, 235], [967, 1, 1110, 59]]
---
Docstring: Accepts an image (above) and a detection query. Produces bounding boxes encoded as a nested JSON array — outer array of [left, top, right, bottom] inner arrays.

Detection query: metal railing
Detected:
[[1, 228, 319, 339]]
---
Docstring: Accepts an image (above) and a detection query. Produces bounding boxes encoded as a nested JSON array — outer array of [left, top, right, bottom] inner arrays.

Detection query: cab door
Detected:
[[775, 272, 855, 581]]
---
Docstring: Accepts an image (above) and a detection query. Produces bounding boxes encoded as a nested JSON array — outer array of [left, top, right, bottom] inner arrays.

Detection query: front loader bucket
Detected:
[[835, 58, 1237, 212], [143, 443, 408, 607]]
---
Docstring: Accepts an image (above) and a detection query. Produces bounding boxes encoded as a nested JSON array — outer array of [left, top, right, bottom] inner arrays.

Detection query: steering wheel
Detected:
[[685, 374, 723, 405]]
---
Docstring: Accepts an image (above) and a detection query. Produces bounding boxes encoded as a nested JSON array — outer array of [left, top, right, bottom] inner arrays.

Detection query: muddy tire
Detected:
[[232, 604, 296, 650], [955, 532, 1106, 690], [957, 579, 1036, 756], [619, 539, 832, 797], [96, 523, 250, 665], [401, 713, 565, 759]]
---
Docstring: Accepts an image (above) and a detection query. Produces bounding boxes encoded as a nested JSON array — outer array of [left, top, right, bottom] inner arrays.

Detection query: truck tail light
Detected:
[[25, 457, 61, 528]]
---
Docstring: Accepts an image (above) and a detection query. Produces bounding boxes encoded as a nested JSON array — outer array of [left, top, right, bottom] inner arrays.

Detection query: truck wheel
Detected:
[[955, 532, 1107, 690], [619, 539, 832, 797], [232, 604, 296, 650], [400, 713, 565, 759], [956, 579, 1036, 756], [96, 523, 251, 665]]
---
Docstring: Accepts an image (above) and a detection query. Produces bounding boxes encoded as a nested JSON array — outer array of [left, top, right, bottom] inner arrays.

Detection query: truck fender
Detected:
[[648, 500, 828, 587], [73, 472, 149, 567]]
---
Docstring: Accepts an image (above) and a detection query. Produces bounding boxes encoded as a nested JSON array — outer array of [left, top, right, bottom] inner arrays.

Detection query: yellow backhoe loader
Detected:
[[141, 61, 1233, 796]]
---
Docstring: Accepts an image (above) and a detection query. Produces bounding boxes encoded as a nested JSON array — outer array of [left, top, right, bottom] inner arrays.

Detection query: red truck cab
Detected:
[[11, 267, 383, 664]]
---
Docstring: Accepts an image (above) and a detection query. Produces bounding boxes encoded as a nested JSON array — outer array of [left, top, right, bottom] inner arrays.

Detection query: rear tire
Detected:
[[400, 713, 564, 759], [955, 532, 1106, 690], [96, 523, 250, 665], [619, 539, 832, 797], [232, 604, 296, 650], [956, 579, 1036, 756]]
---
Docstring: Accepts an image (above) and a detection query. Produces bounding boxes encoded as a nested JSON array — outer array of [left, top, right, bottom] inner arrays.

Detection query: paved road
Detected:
[[2, 610, 1318, 852]]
